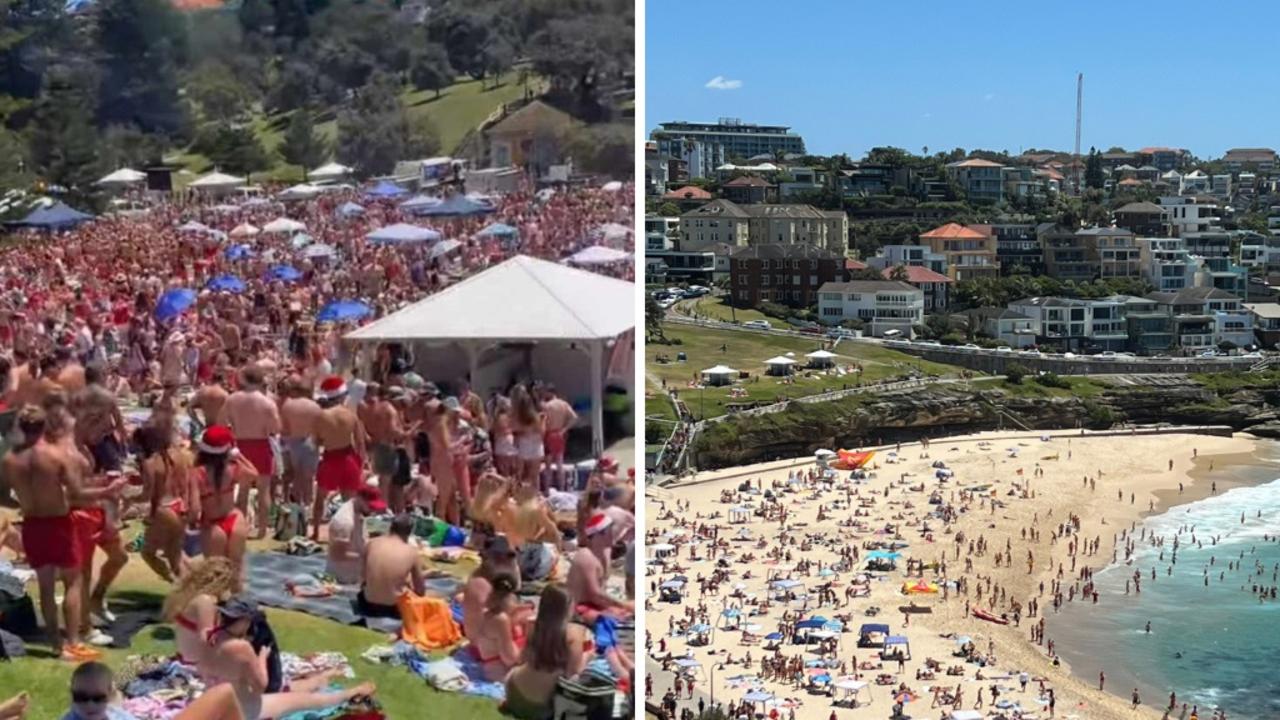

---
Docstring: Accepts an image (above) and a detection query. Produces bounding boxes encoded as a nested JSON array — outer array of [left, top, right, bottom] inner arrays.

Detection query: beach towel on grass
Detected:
[[243, 553, 416, 634], [376, 641, 506, 701]]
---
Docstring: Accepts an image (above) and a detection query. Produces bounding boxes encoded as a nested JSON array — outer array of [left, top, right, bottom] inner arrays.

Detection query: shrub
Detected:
[[1033, 372, 1071, 389], [1005, 362, 1029, 385]]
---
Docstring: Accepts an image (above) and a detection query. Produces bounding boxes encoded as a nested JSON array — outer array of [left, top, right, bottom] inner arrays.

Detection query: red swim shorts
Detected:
[[70, 507, 109, 566], [237, 438, 274, 476], [22, 515, 81, 569], [544, 429, 566, 457], [317, 447, 363, 495]]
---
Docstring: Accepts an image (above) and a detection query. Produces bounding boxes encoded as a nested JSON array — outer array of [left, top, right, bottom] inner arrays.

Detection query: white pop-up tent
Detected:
[[308, 162, 353, 181], [262, 217, 307, 234], [345, 255, 634, 455], [96, 168, 147, 186], [805, 349, 838, 368], [701, 365, 737, 386], [189, 171, 246, 192], [568, 245, 631, 266], [230, 223, 260, 238], [764, 355, 797, 376]]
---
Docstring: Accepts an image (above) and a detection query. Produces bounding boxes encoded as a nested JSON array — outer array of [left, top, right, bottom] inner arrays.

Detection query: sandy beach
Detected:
[[644, 428, 1268, 720]]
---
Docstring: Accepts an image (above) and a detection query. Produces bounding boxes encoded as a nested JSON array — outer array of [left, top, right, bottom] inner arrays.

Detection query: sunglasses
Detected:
[[71, 691, 109, 704]]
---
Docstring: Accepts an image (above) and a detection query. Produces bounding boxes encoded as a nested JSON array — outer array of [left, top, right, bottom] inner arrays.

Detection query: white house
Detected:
[[817, 280, 924, 338], [1159, 196, 1218, 236], [866, 244, 948, 274]]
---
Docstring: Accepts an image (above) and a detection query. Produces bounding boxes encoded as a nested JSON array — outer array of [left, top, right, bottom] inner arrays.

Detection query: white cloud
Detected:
[[984, 93, 995, 101], [921, 112, 932, 119], [705, 76, 743, 91]]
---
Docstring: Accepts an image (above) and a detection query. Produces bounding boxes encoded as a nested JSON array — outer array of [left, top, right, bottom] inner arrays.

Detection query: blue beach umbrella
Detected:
[[267, 265, 303, 282], [764, 632, 783, 641], [225, 243, 253, 260], [154, 288, 196, 321], [316, 299, 372, 323], [206, 275, 246, 293]]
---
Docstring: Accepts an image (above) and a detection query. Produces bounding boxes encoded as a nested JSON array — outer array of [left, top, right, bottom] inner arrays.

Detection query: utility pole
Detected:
[[1074, 73, 1083, 195]]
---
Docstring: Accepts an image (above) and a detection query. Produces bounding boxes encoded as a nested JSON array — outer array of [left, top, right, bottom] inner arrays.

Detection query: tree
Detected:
[[888, 264, 909, 281], [562, 123, 631, 179], [482, 36, 515, 86], [188, 63, 253, 123], [1005, 362, 1029, 385], [99, 124, 168, 170], [95, 0, 190, 137], [655, 201, 681, 217], [267, 61, 318, 113], [204, 125, 271, 175], [409, 45, 453, 98], [528, 15, 628, 120], [1084, 147, 1104, 189], [645, 295, 665, 341], [27, 71, 101, 194], [336, 72, 432, 177], [279, 109, 329, 176]]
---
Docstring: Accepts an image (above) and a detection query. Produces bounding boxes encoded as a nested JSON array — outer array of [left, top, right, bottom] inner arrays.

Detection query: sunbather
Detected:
[[503, 585, 591, 720]]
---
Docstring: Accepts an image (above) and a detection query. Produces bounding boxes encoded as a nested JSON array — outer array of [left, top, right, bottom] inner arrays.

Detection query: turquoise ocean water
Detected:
[[1049, 462, 1280, 719]]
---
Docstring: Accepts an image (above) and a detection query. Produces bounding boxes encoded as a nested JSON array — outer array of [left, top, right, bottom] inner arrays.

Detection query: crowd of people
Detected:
[[0, 176, 636, 720]]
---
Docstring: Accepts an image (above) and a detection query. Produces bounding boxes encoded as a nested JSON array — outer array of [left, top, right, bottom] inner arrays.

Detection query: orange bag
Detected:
[[395, 592, 463, 651]]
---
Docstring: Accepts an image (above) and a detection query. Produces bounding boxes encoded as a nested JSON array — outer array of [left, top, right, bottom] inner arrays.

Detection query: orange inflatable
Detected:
[[832, 450, 875, 470]]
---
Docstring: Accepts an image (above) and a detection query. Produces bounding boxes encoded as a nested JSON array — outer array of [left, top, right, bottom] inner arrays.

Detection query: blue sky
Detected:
[[645, 0, 1280, 159]]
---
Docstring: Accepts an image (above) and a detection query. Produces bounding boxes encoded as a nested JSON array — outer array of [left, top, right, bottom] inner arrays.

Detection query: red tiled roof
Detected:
[[724, 175, 770, 187], [951, 158, 1004, 168], [920, 222, 986, 239], [845, 259, 868, 271], [663, 186, 712, 200], [882, 265, 953, 283], [1118, 178, 1143, 186], [1139, 146, 1181, 155]]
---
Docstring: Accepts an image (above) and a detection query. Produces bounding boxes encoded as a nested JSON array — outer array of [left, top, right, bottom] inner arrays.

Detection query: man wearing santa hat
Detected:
[[566, 510, 633, 620], [311, 375, 367, 540]]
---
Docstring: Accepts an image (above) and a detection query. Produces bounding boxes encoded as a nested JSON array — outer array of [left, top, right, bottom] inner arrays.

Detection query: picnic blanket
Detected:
[[244, 552, 460, 634], [363, 641, 506, 701]]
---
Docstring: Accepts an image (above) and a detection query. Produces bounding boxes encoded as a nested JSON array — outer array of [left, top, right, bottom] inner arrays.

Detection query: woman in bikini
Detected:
[[136, 424, 196, 582], [511, 385, 545, 489], [489, 397, 519, 478], [163, 556, 239, 667], [202, 598, 375, 720], [503, 585, 592, 720], [193, 426, 254, 572], [472, 571, 530, 682]]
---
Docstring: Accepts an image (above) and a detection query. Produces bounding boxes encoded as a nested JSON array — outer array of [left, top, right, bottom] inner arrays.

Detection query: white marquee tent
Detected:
[[189, 171, 246, 191], [345, 255, 634, 454], [701, 365, 737, 386], [764, 355, 798, 376], [805, 349, 837, 368], [96, 168, 146, 186], [263, 217, 307, 234], [308, 162, 353, 180]]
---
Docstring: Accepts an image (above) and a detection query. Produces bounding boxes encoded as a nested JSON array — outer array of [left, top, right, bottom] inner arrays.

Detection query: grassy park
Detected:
[[647, 325, 966, 420]]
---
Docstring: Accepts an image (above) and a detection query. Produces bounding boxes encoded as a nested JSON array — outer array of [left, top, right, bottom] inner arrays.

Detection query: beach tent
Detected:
[[178, 220, 214, 234], [96, 168, 146, 186], [795, 617, 828, 630], [344, 255, 634, 456], [206, 275, 246, 293], [601, 180, 623, 192], [14, 201, 95, 230], [417, 194, 494, 217], [883, 635, 911, 660], [701, 365, 737, 386], [764, 355, 797, 376], [366, 223, 441, 245], [364, 180, 408, 199], [224, 244, 253, 261], [593, 222, 633, 246], [154, 288, 196, 322], [336, 201, 366, 218], [308, 162, 352, 181], [230, 223, 260, 238], [568, 245, 631, 266], [806, 349, 838, 368], [400, 194, 442, 213], [317, 299, 372, 323], [189, 171, 245, 192], [728, 506, 753, 524], [858, 623, 890, 648], [262, 217, 306, 234]]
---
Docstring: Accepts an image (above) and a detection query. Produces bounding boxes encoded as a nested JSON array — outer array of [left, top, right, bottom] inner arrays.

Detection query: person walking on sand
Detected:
[[1099, 670, 1105, 691]]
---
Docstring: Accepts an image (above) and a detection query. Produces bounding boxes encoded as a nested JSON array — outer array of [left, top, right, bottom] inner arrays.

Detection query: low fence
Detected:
[[890, 344, 1256, 375]]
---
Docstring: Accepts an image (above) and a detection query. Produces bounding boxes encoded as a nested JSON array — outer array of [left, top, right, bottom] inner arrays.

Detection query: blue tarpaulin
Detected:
[[859, 623, 890, 636], [206, 275, 246, 293], [225, 244, 253, 260], [416, 195, 494, 217], [155, 289, 196, 321], [15, 201, 94, 229], [267, 265, 303, 282]]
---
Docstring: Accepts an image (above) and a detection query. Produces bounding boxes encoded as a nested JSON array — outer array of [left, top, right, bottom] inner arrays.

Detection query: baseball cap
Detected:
[[483, 535, 516, 559], [357, 486, 388, 513]]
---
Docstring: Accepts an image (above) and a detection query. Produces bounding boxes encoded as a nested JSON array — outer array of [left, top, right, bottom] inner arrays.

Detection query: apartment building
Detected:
[[1159, 196, 1219, 236], [817, 280, 924, 337], [679, 200, 848, 253], [777, 166, 829, 201], [959, 307, 1037, 348], [1113, 201, 1166, 236], [730, 243, 845, 308], [919, 223, 1000, 280], [1222, 148, 1277, 173], [945, 158, 1005, 203], [1147, 287, 1253, 351], [881, 265, 952, 312], [1038, 225, 1094, 282], [1007, 296, 1093, 349], [992, 223, 1045, 275], [1078, 227, 1141, 279], [645, 215, 680, 251], [679, 200, 750, 249], [1240, 232, 1280, 273], [1138, 147, 1187, 172], [1138, 237, 1200, 291], [1244, 303, 1280, 348], [1183, 231, 1247, 295], [647, 242, 734, 284], [866, 244, 948, 274], [652, 119, 805, 168]]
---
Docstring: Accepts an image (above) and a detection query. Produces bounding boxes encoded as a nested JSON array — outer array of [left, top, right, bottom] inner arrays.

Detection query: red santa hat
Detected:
[[315, 375, 348, 401], [584, 511, 613, 538], [198, 425, 235, 455], [597, 455, 619, 473]]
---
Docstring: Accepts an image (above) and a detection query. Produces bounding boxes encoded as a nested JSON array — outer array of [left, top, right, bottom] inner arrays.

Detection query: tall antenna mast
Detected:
[[1074, 72, 1083, 194]]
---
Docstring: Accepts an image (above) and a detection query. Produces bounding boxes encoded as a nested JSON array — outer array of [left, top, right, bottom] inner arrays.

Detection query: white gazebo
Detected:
[[230, 223, 260, 238], [96, 168, 146, 187], [805, 349, 838, 369], [308, 162, 353, 181], [188, 171, 246, 194], [344, 255, 633, 456], [764, 355, 798, 376], [568, 245, 631, 266], [701, 365, 738, 387], [277, 184, 324, 201], [262, 217, 307, 234]]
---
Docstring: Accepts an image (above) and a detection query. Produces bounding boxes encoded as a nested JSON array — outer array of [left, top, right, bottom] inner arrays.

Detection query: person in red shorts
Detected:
[[2, 406, 125, 661], [219, 366, 280, 540], [311, 376, 367, 538]]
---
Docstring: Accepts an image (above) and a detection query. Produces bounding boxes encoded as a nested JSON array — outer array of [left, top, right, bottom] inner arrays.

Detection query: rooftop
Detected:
[[731, 243, 841, 260], [819, 280, 920, 294], [920, 222, 987, 240], [662, 186, 713, 201], [881, 265, 953, 284]]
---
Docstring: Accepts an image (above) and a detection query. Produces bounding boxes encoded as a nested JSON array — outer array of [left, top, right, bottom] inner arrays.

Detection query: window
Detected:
[[810, 275, 819, 285], [792, 275, 801, 285], [738, 289, 749, 300], [761, 275, 770, 286]]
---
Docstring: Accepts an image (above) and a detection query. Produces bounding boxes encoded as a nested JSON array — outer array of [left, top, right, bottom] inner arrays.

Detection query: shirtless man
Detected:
[[72, 365, 127, 476], [424, 400, 460, 526], [279, 377, 321, 508], [3, 406, 126, 660], [358, 514, 423, 618], [220, 367, 280, 540], [190, 371, 229, 437], [566, 511, 633, 619], [539, 386, 578, 491], [311, 376, 366, 540], [363, 385, 406, 508], [54, 347, 86, 394]]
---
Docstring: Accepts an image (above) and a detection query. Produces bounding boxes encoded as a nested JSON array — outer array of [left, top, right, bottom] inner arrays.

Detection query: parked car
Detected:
[[1241, 352, 1264, 359], [827, 327, 859, 339], [995, 346, 1013, 353], [742, 320, 772, 330], [960, 344, 981, 351]]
